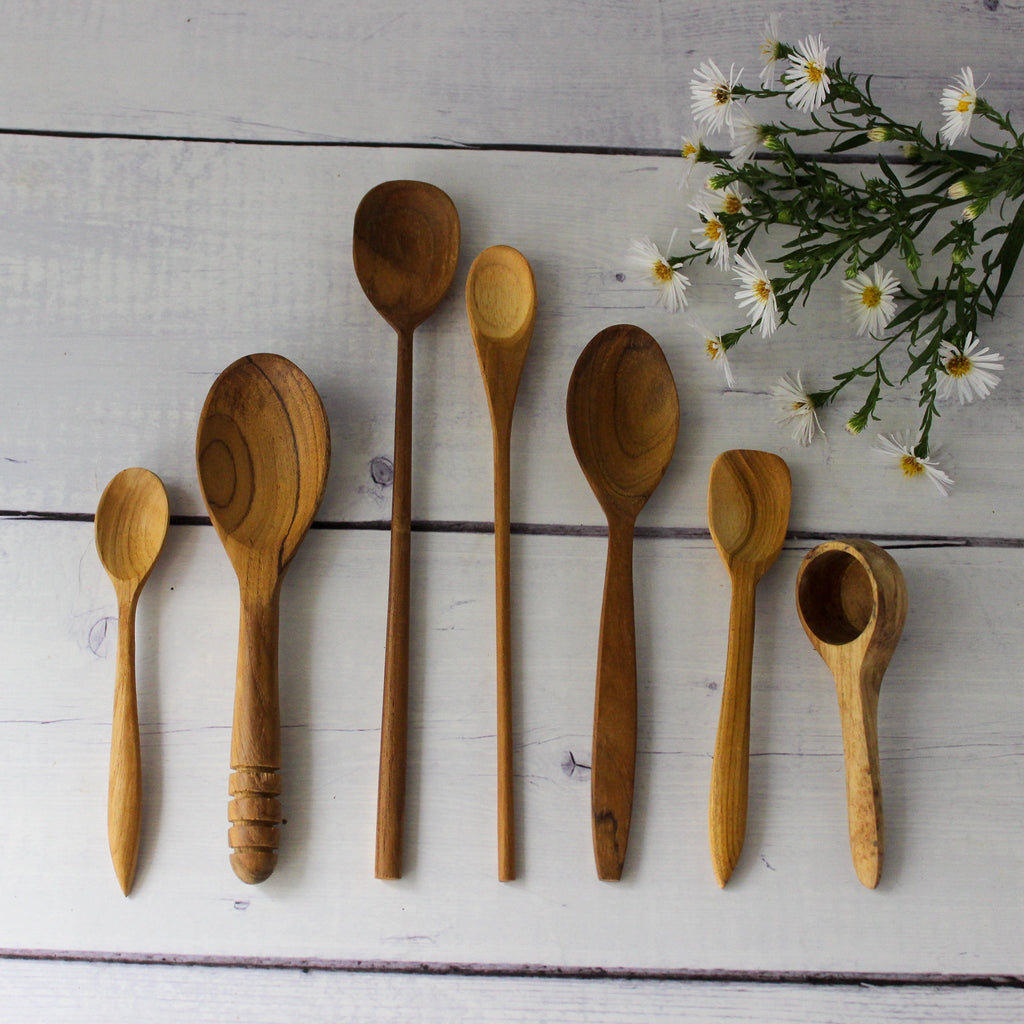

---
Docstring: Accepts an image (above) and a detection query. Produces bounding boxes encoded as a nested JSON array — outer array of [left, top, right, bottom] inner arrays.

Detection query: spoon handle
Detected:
[[836, 665, 884, 888], [591, 516, 637, 881], [708, 572, 757, 887], [229, 588, 282, 885], [108, 594, 142, 896], [376, 327, 414, 879], [492, 427, 516, 882]]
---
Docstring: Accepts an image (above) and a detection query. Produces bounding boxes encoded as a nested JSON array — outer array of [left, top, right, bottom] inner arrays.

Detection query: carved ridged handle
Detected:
[[230, 590, 281, 884]]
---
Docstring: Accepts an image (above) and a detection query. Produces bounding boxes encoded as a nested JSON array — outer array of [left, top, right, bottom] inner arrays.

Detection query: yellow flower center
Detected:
[[946, 353, 972, 378], [861, 284, 882, 308], [956, 95, 972, 112], [722, 194, 743, 215], [704, 220, 723, 241], [899, 454, 925, 479], [652, 260, 674, 284], [705, 337, 722, 360], [682, 141, 698, 159], [754, 279, 772, 302], [712, 84, 731, 106], [806, 62, 824, 84]]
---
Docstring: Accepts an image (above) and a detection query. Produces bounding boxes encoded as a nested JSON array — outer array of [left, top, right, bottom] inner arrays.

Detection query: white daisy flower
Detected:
[[690, 199, 730, 270], [936, 331, 1003, 403], [760, 13, 783, 87], [733, 250, 780, 336], [627, 236, 690, 312], [691, 60, 743, 134], [679, 133, 707, 187], [783, 35, 831, 113], [872, 430, 954, 496], [842, 264, 901, 336], [705, 180, 749, 216], [730, 107, 764, 162], [940, 67, 977, 145], [705, 335, 737, 388], [771, 372, 823, 446]]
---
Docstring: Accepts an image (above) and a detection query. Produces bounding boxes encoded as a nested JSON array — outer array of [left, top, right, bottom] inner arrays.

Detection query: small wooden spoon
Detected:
[[95, 467, 169, 895], [353, 180, 460, 879], [566, 324, 679, 880], [707, 449, 791, 887], [196, 353, 330, 884], [466, 245, 537, 882], [796, 538, 907, 888]]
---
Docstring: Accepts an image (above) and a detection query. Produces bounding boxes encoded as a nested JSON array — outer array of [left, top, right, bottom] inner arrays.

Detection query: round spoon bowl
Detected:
[[467, 245, 536, 347], [353, 180, 461, 335], [797, 548, 875, 646], [96, 468, 170, 584]]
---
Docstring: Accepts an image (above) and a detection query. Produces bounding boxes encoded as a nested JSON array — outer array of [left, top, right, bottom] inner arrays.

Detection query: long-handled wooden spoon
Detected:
[[466, 245, 536, 881], [196, 353, 330, 884], [566, 325, 679, 880], [796, 538, 907, 888], [353, 180, 460, 879], [707, 449, 791, 887], [95, 466, 169, 895]]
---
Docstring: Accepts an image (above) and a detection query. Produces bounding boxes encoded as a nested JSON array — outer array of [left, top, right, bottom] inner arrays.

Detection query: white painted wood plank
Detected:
[[1, 958, 1022, 1024], [0, 2, 1018, 149], [0, 138, 1021, 535], [1, 519, 1020, 974]]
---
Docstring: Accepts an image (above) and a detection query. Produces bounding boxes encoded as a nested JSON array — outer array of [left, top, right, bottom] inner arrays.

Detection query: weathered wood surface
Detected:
[[1, 2, 1023, 1020]]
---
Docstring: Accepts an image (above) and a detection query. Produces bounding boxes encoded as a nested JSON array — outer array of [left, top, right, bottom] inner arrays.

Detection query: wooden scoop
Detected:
[[707, 449, 791, 887], [95, 467, 169, 895], [466, 245, 536, 881], [196, 353, 330, 884], [353, 180, 460, 879], [796, 538, 907, 888], [566, 324, 679, 880]]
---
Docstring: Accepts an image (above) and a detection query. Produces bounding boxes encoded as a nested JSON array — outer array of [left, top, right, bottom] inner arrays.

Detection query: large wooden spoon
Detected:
[[466, 245, 536, 881], [707, 449, 791, 887], [95, 467, 169, 895], [196, 353, 330, 884], [796, 538, 907, 888], [566, 324, 679, 880], [353, 180, 460, 879]]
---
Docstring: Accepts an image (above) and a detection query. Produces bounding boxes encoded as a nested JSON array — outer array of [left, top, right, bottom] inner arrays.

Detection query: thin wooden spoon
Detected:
[[796, 538, 907, 888], [707, 449, 791, 887], [566, 324, 679, 880], [466, 245, 537, 882], [196, 353, 330, 885], [353, 180, 460, 879], [95, 466, 169, 895]]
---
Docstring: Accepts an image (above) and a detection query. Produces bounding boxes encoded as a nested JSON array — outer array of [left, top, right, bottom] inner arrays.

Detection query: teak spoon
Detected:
[[707, 449, 791, 887], [353, 179, 460, 879], [566, 324, 679, 880], [796, 538, 907, 888], [466, 244, 537, 882], [196, 353, 330, 884], [95, 467, 169, 895]]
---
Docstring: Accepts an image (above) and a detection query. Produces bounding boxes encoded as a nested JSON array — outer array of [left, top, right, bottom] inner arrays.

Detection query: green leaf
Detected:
[[990, 200, 1024, 308]]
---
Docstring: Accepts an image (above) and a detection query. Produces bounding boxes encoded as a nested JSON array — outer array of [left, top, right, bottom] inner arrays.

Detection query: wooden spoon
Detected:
[[196, 353, 330, 884], [95, 466, 169, 895], [566, 324, 679, 880], [796, 538, 907, 888], [466, 245, 537, 882], [707, 449, 791, 887], [353, 179, 460, 879]]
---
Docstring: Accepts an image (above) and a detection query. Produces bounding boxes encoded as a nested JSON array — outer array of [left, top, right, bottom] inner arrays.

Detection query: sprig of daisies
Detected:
[[628, 16, 1024, 494]]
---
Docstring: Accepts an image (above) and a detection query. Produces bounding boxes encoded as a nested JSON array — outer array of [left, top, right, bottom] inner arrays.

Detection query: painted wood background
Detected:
[[1, 2, 1022, 1020]]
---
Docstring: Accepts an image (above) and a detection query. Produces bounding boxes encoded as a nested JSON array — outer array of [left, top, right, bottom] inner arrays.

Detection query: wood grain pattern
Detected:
[[567, 325, 679, 879], [196, 353, 330, 883], [354, 180, 461, 880], [467, 245, 536, 881], [707, 451, 791, 887], [94, 467, 169, 895], [796, 539, 908, 888]]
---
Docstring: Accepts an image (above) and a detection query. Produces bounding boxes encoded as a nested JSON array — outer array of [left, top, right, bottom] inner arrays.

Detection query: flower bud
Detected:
[[762, 132, 784, 152], [951, 246, 969, 265], [867, 125, 893, 142], [947, 180, 971, 199], [845, 413, 867, 435], [904, 249, 922, 273], [900, 143, 921, 161], [962, 198, 988, 222], [776, 205, 794, 224]]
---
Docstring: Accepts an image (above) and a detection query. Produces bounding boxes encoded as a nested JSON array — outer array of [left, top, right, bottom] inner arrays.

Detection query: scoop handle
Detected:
[[591, 516, 637, 881], [835, 663, 884, 888], [708, 572, 757, 887], [108, 592, 142, 896], [229, 587, 282, 884]]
